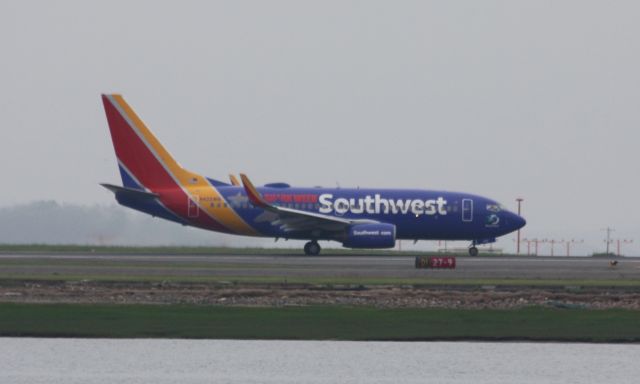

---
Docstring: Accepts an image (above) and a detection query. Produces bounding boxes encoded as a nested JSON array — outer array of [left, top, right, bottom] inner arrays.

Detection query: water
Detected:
[[0, 338, 638, 383]]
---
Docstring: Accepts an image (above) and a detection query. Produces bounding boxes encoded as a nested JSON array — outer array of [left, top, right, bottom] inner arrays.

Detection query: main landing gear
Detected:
[[304, 241, 321, 256]]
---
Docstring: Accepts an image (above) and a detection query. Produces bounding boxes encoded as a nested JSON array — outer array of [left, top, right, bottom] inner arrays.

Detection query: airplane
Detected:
[[100, 94, 526, 256]]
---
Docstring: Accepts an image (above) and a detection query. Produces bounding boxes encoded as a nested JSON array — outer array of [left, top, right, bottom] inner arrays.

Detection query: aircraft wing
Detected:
[[240, 174, 375, 233]]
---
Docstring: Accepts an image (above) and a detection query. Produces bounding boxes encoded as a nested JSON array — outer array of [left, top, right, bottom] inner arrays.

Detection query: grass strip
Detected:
[[0, 244, 501, 256], [0, 303, 638, 342], [1, 274, 638, 287]]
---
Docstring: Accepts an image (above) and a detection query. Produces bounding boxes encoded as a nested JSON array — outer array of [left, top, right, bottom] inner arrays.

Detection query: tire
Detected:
[[304, 241, 321, 256], [468, 246, 479, 257]]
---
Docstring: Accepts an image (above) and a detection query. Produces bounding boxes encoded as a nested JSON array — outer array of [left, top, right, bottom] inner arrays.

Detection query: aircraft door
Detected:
[[188, 196, 200, 218], [462, 198, 473, 222]]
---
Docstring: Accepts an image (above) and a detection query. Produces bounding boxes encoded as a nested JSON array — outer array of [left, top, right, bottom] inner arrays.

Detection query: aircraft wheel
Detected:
[[304, 241, 321, 256], [468, 246, 479, 257]]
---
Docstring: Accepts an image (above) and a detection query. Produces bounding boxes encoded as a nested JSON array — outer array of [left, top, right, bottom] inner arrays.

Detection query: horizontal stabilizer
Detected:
[[206, 177, 232, 187], [100, 183, 159, 200]]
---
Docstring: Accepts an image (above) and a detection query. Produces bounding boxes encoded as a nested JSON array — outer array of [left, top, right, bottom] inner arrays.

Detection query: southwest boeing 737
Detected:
[[101, 94, 526, 256]]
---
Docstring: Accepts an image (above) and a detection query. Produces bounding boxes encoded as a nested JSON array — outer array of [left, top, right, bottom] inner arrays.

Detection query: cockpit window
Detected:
[[486, 203, 502, 213]]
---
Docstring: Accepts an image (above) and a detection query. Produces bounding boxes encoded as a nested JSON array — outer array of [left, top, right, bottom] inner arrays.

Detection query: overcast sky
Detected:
[[1, 1, 638, 254]]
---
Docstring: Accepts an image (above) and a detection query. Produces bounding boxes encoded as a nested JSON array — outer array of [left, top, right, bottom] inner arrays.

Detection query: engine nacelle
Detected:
[[342, 223, 396, 249]]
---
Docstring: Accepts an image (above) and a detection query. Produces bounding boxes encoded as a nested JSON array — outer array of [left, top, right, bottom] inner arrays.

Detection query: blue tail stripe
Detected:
[[119, 164, 144, 190]]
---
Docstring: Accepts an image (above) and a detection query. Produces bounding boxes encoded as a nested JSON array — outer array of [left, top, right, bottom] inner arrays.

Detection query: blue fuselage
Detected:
[[215, 186, 525, 243]]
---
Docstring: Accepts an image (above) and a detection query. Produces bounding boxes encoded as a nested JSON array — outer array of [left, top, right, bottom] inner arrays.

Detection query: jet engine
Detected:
[[342, 223, 396, 249]]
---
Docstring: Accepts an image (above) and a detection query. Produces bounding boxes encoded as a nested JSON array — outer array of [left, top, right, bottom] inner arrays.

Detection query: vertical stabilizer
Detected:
[[101, 94, 199, 191]]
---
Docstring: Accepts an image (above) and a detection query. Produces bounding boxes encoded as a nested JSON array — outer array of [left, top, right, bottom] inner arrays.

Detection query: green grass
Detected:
[[0, 273, 638, 287], [0, 273, 638, 288], [0, 265, 640, 289], [0, 243, 503, 257], [0, 303, 638, 342], [0, 243, 404, 255]]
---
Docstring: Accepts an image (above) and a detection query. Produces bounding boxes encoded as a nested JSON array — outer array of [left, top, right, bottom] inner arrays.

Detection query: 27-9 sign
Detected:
[[415, 256, 456, 269]]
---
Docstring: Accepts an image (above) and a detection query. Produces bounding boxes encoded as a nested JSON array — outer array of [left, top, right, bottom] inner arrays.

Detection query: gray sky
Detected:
[[1, 1, 639, 254]]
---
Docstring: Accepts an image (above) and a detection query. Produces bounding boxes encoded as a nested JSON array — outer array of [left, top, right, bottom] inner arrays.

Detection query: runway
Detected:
[[1, 253, 639, 281]]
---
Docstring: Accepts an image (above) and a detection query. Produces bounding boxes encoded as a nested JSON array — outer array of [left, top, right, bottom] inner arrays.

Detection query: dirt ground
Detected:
[[1, 280, 639, 310]]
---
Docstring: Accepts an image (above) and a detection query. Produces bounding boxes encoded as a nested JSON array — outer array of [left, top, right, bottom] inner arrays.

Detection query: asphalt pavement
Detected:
[[0, 253, 638, 281]]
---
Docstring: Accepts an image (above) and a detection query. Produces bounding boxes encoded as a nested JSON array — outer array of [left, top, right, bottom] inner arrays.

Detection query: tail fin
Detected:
[[101, 94, 201, 191], [101, 94, 259, 235]]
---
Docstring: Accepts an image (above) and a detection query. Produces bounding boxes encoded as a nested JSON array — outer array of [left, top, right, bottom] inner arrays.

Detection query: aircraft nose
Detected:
[[510, 212, 526, 230]]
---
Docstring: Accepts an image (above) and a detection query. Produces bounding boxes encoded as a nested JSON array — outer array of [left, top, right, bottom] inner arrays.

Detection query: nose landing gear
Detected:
[[304, 241, 321, 256], [467, 238, 494, 256]]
